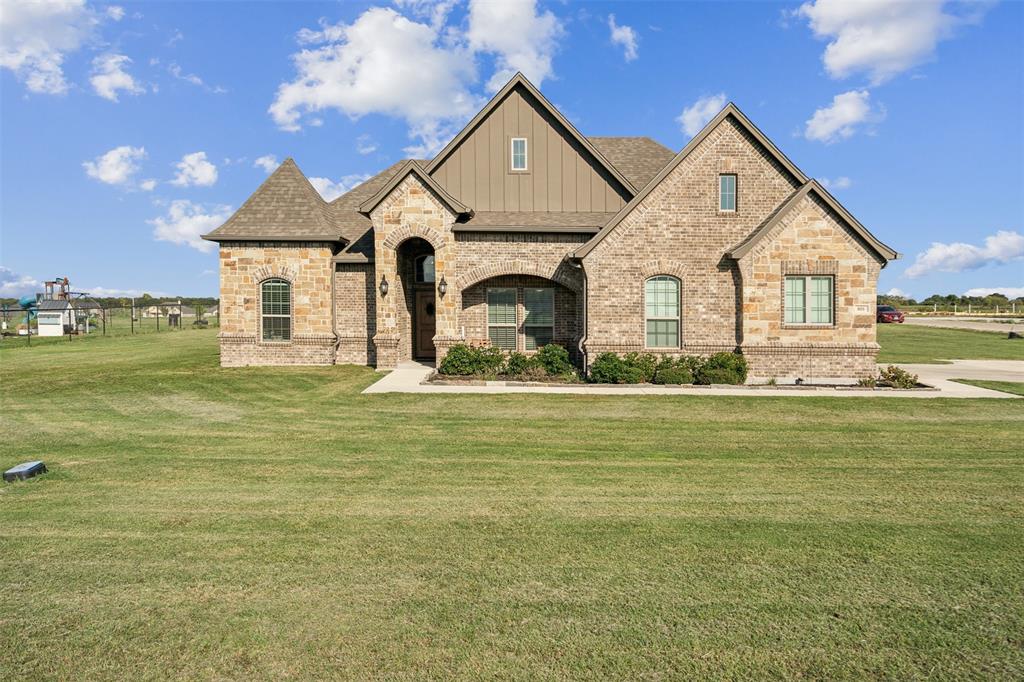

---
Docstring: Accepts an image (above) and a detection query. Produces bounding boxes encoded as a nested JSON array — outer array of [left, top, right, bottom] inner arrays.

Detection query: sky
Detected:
[[1, 0, 1022, 300]]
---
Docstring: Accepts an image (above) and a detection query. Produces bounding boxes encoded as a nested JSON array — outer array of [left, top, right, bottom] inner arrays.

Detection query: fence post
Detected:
[[157, 307, 160, 332]]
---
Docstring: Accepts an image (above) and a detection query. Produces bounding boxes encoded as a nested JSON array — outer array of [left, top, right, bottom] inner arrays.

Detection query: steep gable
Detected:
[[426, 74, 634, 213]]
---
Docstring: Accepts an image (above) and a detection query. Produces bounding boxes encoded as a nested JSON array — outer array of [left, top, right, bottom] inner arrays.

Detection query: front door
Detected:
[[414, 290, 436, 359]]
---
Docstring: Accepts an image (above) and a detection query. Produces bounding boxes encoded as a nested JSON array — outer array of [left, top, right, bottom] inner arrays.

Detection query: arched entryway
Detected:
[[396, 237, 437, 361]]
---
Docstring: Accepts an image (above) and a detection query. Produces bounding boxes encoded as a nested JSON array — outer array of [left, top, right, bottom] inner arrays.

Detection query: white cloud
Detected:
[[0, 0, 97, 94], [468, 0, 564, 91], [90, 53, 144, 101], [677, 93, 726, 138], [356, 134, 378, 155], [309, 173, 372, 201], [81, 286, 169, 298], [171, 152, 218, 187], [963, 287, 1024, 299], [148, 200, 232, 252], [393, 0, 458, 30], [796, 0, 990, 85], [254, 155, 279, 173], [106, 5, 125, 21], [884, 287, 908, 297], [804, 90, 882, 143], [905, 230, 1024, 278], [168, 61, 226, 93], [820, 176, 852, 190], [0, 266, 40, 297], [83, 145, 147, 186], [608, 14, 638, 62], [139, 178, 157, 191]]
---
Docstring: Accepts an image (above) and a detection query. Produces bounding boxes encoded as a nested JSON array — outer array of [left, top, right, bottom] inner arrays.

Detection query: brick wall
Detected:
[[334, 263, 376, 365]]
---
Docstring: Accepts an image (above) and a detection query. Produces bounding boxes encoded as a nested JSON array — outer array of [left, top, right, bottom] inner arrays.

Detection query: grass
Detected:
[[2, 331, 1023, 679], [877, 323, 1024, 364], [951, 379, 1024, 397]]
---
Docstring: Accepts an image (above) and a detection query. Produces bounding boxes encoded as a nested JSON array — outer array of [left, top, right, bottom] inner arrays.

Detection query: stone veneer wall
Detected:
[[737, 193, 883, 381], [583, 116, 802, 361], [333, 263, 376, 365], [218, 241, 335, 367]]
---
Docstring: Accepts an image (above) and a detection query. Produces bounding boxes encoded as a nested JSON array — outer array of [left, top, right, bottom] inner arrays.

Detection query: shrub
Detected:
[[589, 352, 625, 383], [879, 365, 918, 389], [504, 352, 532, 377], [439, 344, 505, 376], [622, 352, 658, 383], [518, 365, 550, 382], [678, 354, 706, 376], [653, 365, 693, 385], [857, 376, 877, 388], [695, 352, 748, 385], [535, 344, 574, 376]]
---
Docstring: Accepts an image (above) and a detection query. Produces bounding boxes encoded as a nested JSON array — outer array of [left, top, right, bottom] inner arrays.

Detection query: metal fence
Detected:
[[0, 302, 220, 346]]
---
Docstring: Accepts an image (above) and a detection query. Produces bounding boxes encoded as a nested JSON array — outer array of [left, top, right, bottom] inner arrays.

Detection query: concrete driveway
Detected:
[[895, 359, 1024, 397], [904, 316, 1022, 333]]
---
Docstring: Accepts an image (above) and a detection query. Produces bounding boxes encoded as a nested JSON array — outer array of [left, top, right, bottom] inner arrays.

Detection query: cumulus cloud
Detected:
[[171, 152, 218, 187], [677, 93, 727, 138], [105, 5, 125, 21], [804, 90, 882, 143], [796, 0, 991, 85], [148, 200, 232, 252], [468, 0, 564, 91], [608, 14, 638, 62], [309, 173, 372, 201], [962, 287, 1024, 299], [0, 0, 97, 94], [356, 134, 378, 155], [0, 266, 41, 297], [90, 53, 144, 101], [820, 176, 852, 190], [83, 145, 147, 186], [139, 178, 157, 191], [254, 155, 279, 173], [905, 230, 1024, 278]]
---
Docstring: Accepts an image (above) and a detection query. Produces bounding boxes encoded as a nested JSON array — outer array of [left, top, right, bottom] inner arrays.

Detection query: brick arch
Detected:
[[252, 264, 296, 284], [639, 260, 688, 281], [456, 260, 581, 293], [382, 224, 447, 251]]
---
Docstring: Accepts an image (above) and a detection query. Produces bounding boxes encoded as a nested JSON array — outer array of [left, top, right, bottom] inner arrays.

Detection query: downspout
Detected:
[[569, 258, 588, 371], [330, 246, 340, 363]]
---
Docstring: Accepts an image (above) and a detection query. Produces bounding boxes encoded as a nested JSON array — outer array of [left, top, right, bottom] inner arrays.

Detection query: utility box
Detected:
[[4, 461, 47, 482]]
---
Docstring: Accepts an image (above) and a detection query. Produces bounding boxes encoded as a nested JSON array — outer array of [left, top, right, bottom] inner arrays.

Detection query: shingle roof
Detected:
[[452, 211, 613, 233], [587, 137, 676, 189], [37, 299, 70, 310], [329, 160, 411, 243], [202, 158, 341, 242]]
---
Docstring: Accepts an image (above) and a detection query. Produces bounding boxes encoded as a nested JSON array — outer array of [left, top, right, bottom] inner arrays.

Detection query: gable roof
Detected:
[[727, 180, 899, 262], [202, 158, 342, 242], [572, 103, 810, 259], [424, 72, 638, 196], [587, 137, 676, 189], [357, 159, 471, 216], [329, 160, 411, 243]]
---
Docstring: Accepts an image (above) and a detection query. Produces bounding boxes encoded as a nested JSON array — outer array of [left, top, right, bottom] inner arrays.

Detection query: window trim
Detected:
[[510, 137, 528, 172], [486, 287, 518, 351], [783, 275, 835, 327], [719, 173, 737, 212], [644, 275, 681, 349], [260, 277, 293, 343], [523, 287, 554, 352]]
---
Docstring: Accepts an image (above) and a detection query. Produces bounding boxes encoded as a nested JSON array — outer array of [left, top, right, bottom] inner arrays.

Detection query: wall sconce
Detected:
[[437, 275, 447, 297], [379, 274, 389, 297]]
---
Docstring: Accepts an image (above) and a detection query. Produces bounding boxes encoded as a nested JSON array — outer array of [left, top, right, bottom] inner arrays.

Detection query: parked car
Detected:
[[877, 305, 905, 323]]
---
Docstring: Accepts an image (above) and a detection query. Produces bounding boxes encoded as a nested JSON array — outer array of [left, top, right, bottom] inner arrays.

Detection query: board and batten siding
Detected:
[[430, 86, 631, 213]]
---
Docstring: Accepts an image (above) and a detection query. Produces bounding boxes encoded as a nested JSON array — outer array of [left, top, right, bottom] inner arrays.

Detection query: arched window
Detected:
[[414, 254, 435, 283], [261, 278, 291, 341], [645, 276, 680, 348]]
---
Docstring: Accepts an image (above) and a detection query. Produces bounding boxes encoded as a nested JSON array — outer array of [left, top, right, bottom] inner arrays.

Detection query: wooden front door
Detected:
[[414, 290, 436, 359]]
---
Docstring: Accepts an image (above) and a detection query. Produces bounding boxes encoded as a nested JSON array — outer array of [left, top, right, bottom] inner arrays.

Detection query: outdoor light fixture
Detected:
[[438, 275, 447, 297], [379, 274, 389, 297]]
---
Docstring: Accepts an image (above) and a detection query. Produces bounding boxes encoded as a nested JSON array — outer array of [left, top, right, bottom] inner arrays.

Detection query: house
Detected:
[[36, 299, 75, 336], [203, 73, 898, 382], [142, 302, 195, 319]]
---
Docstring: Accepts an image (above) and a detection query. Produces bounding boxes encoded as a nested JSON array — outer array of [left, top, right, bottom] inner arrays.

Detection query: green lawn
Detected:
[[2, 331, 1023, 679], [877, 323, 1024, 363], [951, 379, 1024, 397]]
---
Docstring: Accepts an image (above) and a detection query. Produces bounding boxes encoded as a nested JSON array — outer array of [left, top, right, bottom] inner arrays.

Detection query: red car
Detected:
[[877, 305, 905, 323]]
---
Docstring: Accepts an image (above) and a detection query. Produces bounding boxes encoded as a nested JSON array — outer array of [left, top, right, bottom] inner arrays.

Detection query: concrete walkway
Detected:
[[905, 316, 1022, 333], [364, 360, 1024, 399]]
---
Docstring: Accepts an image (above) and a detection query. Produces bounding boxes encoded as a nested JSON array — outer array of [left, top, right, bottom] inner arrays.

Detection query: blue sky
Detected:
[[1, 0, 1021, 299]]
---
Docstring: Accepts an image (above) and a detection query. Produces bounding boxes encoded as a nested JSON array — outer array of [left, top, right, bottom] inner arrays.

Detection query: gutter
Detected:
[[569, 259, 588, 370]]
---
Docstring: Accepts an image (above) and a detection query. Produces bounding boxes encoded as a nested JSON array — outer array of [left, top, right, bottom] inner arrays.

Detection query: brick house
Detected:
[[203, 73, 898, 382]]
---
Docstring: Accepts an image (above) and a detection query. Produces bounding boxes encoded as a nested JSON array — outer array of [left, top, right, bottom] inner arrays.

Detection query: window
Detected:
[[414, 254, 435, 283], [261, 278, 291, 341], [645, 276, 680, 348], [511, 137, 528, 171], [487, 288, 517, 350], [524, 288, 554, 350], [785, 276, 833, 325], [719, 174, 737, 211]]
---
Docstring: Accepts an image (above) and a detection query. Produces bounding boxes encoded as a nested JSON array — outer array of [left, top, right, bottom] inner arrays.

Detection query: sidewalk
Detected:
[[363, 360, 1023, 398]]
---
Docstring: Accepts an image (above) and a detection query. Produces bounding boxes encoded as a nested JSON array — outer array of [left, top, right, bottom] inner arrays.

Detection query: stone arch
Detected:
[[382, 224, 447, 251], [456, 260, 582, 293], [639, 259, 688, 281], [251, 264, 296, 284]]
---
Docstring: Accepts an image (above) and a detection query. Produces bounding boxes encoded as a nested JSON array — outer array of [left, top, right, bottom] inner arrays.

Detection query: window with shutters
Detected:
[[261, 278, 291, 341], [487, 288, 517, 350], [784, 275, 833, 325], [524, 288, 553, 350], [645, 276, 680, 348]]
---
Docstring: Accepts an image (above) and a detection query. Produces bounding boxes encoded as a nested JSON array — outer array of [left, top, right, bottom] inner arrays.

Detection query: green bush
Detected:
[[653, 365, 693, 385], [588, 352, 659, 383], [588, 353, 625, 383], [622, 352, 657, 383], [439, 344, 505, 376], [504, 352, 532, 377], [535, 344, 574, 375], [879, 365, 918, 389], [695, 352, 748, 385]]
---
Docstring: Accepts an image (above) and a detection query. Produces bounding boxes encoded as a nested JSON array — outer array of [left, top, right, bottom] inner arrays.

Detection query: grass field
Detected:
[[877, 324, 1023, 364], [951, 379, 1024, 397], [2, 329, 1023, 679]]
